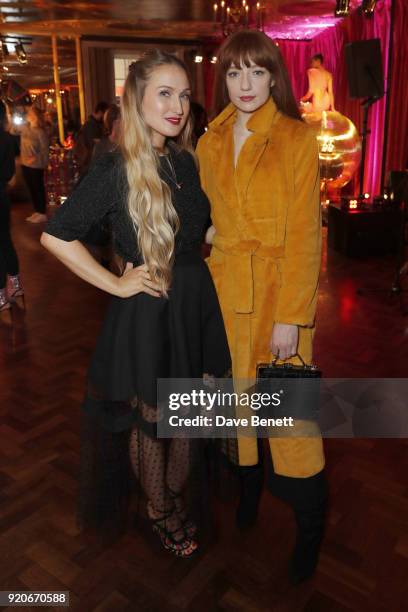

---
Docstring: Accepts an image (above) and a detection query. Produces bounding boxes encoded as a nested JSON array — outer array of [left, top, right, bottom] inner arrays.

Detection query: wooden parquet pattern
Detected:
[[1, 202, 408, 612]]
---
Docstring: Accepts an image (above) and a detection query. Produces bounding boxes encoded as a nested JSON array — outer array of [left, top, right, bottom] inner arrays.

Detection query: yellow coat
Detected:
[[196, 97, 325, 477]]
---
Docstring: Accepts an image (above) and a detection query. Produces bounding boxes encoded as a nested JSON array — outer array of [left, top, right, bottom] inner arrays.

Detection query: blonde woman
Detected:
[[41, 51, 231, 557], [21, 106, 49, 223]]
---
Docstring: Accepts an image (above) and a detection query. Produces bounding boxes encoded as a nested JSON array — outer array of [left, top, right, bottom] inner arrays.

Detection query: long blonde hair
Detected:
[[120, 50, 194, 296]]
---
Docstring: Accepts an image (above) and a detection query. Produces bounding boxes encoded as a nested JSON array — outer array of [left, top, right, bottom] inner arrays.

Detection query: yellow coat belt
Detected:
[[211, 235, 284, 314]]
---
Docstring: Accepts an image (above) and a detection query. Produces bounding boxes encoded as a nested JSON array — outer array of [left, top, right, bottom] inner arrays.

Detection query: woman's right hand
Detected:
[[115, 263, 162, 298]]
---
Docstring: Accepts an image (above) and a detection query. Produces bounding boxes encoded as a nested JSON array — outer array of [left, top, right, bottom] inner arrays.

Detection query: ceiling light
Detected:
[[194, 55, 203, 63]]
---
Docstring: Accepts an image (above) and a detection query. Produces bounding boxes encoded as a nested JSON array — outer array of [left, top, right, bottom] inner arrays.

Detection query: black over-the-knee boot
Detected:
[[236, 440, 264, 530], [267, 467, 328, 585]]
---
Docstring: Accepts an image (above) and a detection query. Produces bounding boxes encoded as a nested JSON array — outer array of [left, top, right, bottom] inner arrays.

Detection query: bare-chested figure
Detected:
[[301, 54, 335, 113]]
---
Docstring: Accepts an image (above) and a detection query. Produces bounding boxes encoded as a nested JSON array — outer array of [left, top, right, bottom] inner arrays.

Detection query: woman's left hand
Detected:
[[205, 225, 216, 245], [270, 323, 299, 361]]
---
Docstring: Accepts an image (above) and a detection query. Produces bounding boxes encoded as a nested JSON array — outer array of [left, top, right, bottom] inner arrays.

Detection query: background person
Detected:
[[301, 53, 335, 113], [0, 101, 24, 314], [92, 103, 121, 160], [21, 105, 49, 224], [74, 101, 109, 176]]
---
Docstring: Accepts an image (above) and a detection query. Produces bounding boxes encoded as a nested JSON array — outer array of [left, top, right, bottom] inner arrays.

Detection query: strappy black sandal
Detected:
[[147, 501, 198, 558], [0, 291, 12, 322], [167, 488, 197, 538], [7, 275, 25, 309]]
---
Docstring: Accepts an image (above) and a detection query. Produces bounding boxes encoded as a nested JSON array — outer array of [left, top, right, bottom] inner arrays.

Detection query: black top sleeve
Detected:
[[44, 153, 122, 242]]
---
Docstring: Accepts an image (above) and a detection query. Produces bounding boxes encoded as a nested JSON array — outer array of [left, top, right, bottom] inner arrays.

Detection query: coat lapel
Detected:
[[207, 98, 280, 204], [234, 133, 269, 202], [208, 123, 236, 204]]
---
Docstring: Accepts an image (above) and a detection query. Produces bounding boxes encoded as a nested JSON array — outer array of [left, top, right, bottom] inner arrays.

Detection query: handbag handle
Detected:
[[271, 352, 307, 367]]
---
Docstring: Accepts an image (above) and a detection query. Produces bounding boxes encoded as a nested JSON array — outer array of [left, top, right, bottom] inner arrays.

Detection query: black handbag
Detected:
[[255, 354, 321, 425], [256, 353, 321, 381]]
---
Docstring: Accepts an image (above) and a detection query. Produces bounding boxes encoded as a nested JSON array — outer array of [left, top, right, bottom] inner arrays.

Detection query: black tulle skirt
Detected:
[[77, 250, 232, 542]]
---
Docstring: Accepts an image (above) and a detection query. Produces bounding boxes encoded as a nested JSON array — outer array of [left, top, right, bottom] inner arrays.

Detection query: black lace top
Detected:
[[45, 144, 210, 264]]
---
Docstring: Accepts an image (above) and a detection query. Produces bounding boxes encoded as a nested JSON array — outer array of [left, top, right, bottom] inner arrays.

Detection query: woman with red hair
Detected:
[[197, 30, 327, 584]]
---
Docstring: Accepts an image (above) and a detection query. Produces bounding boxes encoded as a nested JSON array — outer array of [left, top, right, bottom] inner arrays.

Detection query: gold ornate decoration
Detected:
[[213, 1, 264, 37], [303, 110, 362, 192]]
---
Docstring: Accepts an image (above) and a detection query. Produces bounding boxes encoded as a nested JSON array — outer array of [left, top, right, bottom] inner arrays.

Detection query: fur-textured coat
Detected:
[[196, 97, 325, 477]]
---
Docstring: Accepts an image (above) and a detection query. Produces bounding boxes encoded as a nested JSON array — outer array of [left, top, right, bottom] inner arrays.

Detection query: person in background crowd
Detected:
[[190, 101, 208, 148], [92, 104, 121, 160], [74, 101, 109, 175], [64, 120, 76, 149], [0, 101, 24, 314], [44, 110, 59, 144], [21, 105, 50, 224]]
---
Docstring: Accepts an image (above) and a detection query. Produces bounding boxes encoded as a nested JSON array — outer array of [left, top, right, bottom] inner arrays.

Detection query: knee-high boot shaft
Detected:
[[268, 467, 328, 584], [290, 490, 327, 584], [236, 443, 328, 583]]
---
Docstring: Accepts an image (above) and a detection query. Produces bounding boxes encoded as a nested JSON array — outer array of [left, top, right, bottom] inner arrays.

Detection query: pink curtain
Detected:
[[279, 0, 391, 196], [385, 0, 408, 175]]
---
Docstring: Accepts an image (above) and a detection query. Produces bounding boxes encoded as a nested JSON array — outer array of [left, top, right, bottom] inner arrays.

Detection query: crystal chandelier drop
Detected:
[[213, 1, 264, 37]]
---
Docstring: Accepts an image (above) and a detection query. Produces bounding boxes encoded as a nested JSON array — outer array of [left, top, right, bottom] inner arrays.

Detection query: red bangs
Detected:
[[218, 31, 278, 73]]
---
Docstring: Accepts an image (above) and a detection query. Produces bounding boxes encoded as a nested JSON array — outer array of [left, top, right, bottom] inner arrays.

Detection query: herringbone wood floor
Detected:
[[1, 202, 408, 612]]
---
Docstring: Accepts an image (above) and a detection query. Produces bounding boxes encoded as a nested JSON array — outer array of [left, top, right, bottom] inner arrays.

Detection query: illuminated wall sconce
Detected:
[[0, 41, 10, 62], [362, 0, 377, 17], [15, 41, 27, 64], [335, 0, 350, 17]]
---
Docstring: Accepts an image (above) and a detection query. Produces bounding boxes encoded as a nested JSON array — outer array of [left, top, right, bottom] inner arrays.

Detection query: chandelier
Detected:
[[213, 1, 264, 37]]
